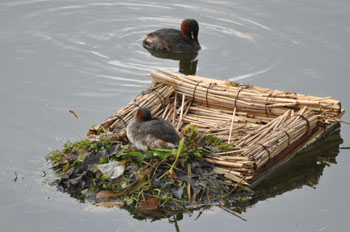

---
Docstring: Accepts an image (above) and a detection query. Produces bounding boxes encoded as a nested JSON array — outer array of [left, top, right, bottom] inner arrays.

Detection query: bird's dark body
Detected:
[[143, 28, 200, 53], [126, 108, 180, 151]]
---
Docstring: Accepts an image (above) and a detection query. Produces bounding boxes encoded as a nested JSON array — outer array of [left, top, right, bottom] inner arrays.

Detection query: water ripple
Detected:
[[2, 0, 301, 85]]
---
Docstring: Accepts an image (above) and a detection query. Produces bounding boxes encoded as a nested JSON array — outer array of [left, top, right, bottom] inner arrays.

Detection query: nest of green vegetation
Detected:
[[48, 125, 251, 211]]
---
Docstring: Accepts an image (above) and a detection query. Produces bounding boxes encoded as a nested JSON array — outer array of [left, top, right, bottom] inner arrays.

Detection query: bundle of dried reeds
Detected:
[[87, 69, 344, 184], [204, 107, 321, 181], [151, 69, 341, 118]]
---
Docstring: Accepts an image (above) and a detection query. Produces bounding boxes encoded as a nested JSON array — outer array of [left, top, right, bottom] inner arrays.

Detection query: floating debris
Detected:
[[69, 109, 79, 119]]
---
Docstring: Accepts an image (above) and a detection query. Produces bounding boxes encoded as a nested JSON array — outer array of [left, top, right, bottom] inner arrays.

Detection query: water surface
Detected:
[[1, 0, 350, 231]]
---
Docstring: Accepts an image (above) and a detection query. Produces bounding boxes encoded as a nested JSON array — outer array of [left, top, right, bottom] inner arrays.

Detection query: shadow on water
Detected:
[[92, 127, 343, 228], [247, 128, 342, 200], [144, 48, 199, 75]]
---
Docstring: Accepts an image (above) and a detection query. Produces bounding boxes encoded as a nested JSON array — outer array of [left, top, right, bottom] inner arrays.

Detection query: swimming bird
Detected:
[[126, 108, 180, 151], [143, 19, 200, 53]]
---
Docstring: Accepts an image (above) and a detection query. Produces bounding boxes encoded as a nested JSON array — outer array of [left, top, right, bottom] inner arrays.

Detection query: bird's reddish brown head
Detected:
[[136, 108, 153, 122], [181, 19, 199, 42]]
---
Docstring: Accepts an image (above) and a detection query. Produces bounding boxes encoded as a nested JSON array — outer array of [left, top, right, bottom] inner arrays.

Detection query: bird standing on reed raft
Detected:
[[143, 19, 201, 53], [126, 108, 180, 151]]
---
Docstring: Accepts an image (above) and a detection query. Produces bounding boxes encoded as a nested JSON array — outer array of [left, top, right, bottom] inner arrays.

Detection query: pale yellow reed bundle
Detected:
[[87, 69, 344, 184]]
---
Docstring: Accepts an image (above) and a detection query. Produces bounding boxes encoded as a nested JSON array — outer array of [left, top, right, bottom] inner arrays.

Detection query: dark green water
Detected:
[[1, 0, 350, 231]]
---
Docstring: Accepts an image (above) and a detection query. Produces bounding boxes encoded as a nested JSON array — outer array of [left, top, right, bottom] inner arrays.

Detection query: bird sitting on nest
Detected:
[[126, 108, 180, 151]]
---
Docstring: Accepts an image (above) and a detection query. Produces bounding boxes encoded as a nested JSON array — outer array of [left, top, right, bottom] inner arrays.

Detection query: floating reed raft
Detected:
[[87, 69, 344, 184]]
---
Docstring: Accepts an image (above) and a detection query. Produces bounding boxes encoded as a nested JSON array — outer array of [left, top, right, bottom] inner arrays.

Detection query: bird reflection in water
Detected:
[[144, 48, 199, 75]]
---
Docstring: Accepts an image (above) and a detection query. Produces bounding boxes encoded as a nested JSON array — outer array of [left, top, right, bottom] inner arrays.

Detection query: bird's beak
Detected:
[[191, 31, 195, 39]]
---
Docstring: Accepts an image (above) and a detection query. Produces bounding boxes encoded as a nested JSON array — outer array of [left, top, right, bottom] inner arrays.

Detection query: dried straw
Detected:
[[86, 70, 343, 184]]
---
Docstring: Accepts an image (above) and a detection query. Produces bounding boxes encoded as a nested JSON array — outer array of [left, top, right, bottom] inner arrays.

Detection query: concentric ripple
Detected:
[[2, 0, 300, 88]]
